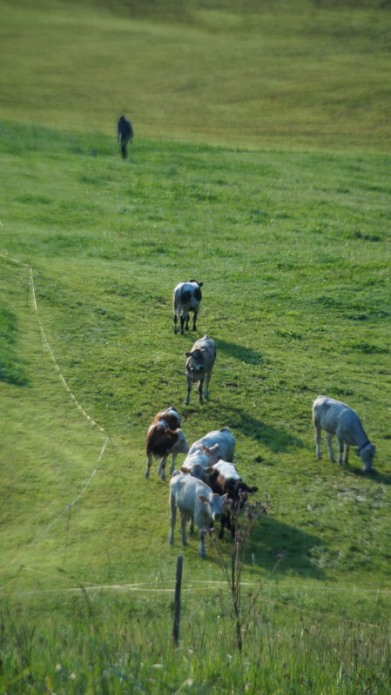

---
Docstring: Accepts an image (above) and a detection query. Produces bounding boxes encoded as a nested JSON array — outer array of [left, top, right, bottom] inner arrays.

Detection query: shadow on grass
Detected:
[[216, 339, 264, 365], [192, 401, 304, 453], [203, 517, 325, 579], [350, 467, 391, 486], [246, 515, 326, 579]]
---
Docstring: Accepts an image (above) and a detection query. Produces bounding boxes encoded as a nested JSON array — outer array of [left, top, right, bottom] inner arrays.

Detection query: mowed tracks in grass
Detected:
[[0, 120, 390, 599]]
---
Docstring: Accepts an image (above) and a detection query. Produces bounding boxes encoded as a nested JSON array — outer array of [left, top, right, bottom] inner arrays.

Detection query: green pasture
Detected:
[[1, 0, 391, 151], [0, 0, 391, 692]]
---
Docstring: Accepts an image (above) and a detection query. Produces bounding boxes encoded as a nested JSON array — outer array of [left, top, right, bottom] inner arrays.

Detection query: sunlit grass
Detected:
[[1, 0, 390, 151]]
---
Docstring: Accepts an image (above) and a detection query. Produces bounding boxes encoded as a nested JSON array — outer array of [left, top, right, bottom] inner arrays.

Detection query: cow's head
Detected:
[[185, 348, 204, 373], [359, 441, 376, 471]]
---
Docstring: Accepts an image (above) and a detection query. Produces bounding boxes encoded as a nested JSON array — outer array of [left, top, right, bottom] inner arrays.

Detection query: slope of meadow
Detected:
[[1, 0, 390, 151], [0, 0, 390, 691]]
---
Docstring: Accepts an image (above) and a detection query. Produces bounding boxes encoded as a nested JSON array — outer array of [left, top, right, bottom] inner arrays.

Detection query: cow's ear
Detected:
[[198, 495, 208, 504], [198, 282, 203, 287], [180, 466, 190, 473], [185, 351, 191, 357]]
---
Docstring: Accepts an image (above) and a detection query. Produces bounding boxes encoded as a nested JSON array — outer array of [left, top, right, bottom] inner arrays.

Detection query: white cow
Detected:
[[312, 395, 376, 472], [185, 335, 217, 405], [180, 444, 221, 480], [169, 472, 228, 558], [188, 427, 235, 462], [173, 280, 203, 334]]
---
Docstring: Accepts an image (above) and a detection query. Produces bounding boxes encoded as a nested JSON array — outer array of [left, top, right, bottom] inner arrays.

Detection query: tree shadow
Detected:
[[205, 401, 304, 453], [216, 339, 263, 365]]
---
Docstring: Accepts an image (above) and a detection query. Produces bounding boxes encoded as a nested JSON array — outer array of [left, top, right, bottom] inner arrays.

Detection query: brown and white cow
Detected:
[[145, 408, 189, 481], [185, 335, 217, 405]]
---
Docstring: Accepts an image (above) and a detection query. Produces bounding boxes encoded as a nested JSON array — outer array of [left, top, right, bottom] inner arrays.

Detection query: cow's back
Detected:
[[170, 473, 205, 516], [194, 336, 216, 368], [313, 396, 354, 432], [174, 282, 201, 309], [189, 427, 235, 461]]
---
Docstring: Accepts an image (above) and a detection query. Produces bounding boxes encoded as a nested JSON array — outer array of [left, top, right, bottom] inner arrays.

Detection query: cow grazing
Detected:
[[117, 115, 134, 159], [207, 460, 258, 539], [188, 427, 235, 462], [185, 335, 217, 405], [145, 408, 189, 481], [173, 280, 203, 335], [169, 472, 228, 558], [312, 395, 376, 472]]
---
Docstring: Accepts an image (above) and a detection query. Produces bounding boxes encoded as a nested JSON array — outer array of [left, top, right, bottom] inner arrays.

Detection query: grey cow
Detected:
[[312, 395, 376, 472], [185, 335, 216, 405]]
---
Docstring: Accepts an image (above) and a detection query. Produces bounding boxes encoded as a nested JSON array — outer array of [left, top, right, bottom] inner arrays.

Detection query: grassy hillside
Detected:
[[1, 119, 390, 692], [1, 0, 390, 151], [0, 0, 390, 690], [1, 118, 390, 583]]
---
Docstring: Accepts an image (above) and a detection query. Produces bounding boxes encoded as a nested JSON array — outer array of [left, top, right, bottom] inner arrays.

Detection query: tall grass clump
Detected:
[[0, 589, 390, 693]]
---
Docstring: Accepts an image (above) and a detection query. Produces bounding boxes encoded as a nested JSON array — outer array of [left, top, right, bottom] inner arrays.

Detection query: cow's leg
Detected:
[[180, 312, 188, 335], [169, 497, 176, 545], [192, 310, 198, 331], [145, 453, 153, 479], [198, 378, 204, 404], [158, 456, 167, 481], [336, 437, 345, 465], [325, 433, 335, 462], [180, 514, 188, 546], [189, 517, 195, 536], [185, 380, 192, 405], [342, 441, 349, 465], [203, 372, 212, 400], [198, 530, 206, 558], [170, 452, 177, 476], [314, 426, 322, 459], [174, 312, 179, 334]]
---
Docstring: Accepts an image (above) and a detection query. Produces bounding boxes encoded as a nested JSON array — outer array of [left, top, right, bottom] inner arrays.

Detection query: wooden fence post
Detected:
[[173, 555, 184, 647]]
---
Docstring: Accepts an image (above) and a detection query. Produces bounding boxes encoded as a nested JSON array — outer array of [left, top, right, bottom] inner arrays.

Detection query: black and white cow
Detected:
[[117, 115, 134, 159], [206, 460, 259, 539], [173, 280, 203, 335]]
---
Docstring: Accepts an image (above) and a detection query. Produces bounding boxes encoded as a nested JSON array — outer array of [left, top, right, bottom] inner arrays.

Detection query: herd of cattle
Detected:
[[145, 280, 376, 558]]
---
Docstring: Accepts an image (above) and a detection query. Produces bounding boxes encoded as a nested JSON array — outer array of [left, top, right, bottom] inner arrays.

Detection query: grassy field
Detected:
[[1, 0, 391, 151], [1, 0, 391, 692]]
